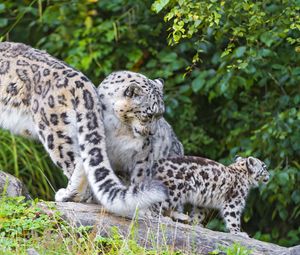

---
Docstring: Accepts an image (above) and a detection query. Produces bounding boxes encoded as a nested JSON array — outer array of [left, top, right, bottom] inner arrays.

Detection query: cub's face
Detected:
[[246, 157, 270, 186], [235, 156, 270, 186], [98, 71, 165, 137]]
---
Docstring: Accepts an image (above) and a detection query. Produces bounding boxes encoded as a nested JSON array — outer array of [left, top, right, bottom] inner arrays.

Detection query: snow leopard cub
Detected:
[[151, 155, 270, 237]]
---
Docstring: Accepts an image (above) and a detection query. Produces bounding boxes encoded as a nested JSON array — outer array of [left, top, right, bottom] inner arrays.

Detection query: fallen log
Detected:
[[40, 202, 299, 255], [1, 170, 298, 255]]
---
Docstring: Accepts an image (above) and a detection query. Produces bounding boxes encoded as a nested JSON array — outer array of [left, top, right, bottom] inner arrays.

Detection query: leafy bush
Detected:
[[0, 0, 299, 246]]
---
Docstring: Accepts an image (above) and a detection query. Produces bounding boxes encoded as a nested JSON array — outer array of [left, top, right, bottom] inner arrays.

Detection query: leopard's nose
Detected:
[[263, 175, 270, 183]]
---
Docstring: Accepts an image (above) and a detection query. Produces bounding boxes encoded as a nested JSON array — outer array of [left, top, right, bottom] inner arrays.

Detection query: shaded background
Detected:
[[0, 0, 299, 246]]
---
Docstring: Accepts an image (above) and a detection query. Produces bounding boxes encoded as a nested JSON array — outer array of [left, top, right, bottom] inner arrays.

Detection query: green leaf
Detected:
[[191, 72, 207, 92], [272, 64, 284, 70], [219, 72, 232, 94], [151, 0, 170, 13], [126, 48, 143, 68], [279, 208, 288, 221], [0, 3, 5, 12], [159, 51, 178, 63], [0, 18, 8, 28], [258, 48, 273, 57], [277, 172, 290, 186], [260, 31, 275, 47], [234, 46, 246, 58], [84, 16, 93, 30], [291, 67, 300, 76], [292, 191, 300, 204]]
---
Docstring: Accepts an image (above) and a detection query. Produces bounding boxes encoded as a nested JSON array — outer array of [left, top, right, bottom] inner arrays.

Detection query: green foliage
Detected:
[[0, 197, 56, 238], [0, 196, 185, 254], [0, 0, 299, 247], [0, 129, 66, 200], [0, 196, 95, 254], [210, 242, 252, 255]]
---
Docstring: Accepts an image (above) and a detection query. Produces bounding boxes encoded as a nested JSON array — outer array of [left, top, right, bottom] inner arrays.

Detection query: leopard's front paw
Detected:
[[55, 188, 81, 202], [55, 188, 69, 202], [55, 188, 92, 202]]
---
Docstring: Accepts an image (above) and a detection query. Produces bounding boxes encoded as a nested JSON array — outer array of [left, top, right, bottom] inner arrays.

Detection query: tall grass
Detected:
[[0, 129, 66, 200]]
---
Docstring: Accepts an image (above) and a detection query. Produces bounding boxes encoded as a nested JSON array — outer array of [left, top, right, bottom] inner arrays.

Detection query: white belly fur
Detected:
[[106, 132, 144, 173], [0, 107, 37, 138]]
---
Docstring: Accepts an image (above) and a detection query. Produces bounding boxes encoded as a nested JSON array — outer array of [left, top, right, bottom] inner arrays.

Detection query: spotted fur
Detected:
[[151, 155, 270, 237], [97, 72, 183, 184], [0, 42, 168, 217]]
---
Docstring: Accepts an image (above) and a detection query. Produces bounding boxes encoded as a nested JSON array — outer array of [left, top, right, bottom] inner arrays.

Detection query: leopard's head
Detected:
[[234, 156, 270, 186], [98, 71, 165, 137]]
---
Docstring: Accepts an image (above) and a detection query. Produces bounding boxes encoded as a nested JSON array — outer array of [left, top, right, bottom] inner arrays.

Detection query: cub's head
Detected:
[[98, 71, 165, 137], [234, 156, 270, 186]]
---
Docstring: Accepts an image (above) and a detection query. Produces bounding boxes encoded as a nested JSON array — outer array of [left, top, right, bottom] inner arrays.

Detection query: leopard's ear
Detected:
[[247, 156, 255, 166], [124, 84, 142, 98], [234, 155, 243, 162], [154, 78, 164, 91], [246, 157, 255, 174]]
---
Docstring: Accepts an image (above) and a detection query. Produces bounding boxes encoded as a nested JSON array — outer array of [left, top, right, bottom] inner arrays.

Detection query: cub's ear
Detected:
[[154, 78, 164, 91], [246, 157, 255, 173], [247, 156, 255, 166], [234, 155, 243, 162], [124, 84, 142, 98]]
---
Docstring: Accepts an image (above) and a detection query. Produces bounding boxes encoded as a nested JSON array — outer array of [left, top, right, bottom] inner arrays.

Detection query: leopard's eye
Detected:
[[154, 111, 163, 119]]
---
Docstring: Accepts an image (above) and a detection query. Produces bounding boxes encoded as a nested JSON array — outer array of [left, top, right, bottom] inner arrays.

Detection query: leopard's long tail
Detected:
[[75, 84, 167, 217]]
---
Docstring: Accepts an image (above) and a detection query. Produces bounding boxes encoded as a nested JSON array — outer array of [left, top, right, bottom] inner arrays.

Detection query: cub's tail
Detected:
[[76, 84, 167, 217]]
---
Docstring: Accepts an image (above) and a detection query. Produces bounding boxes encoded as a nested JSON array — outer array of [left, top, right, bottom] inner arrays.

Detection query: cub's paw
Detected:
[[170, 211, 191, 224]]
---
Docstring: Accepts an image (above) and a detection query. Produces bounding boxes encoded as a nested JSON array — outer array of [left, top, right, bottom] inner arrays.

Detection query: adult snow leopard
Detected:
[[0, 42, 168, 217], [97, 71, 184, 185]]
